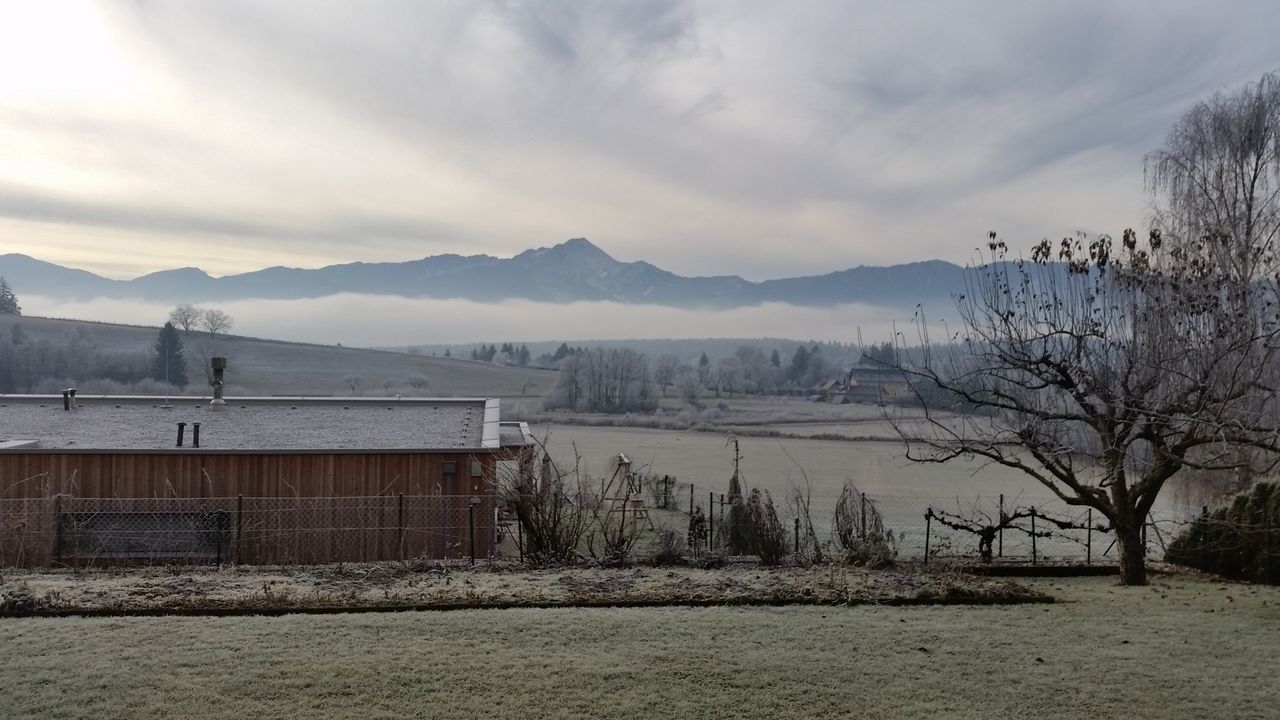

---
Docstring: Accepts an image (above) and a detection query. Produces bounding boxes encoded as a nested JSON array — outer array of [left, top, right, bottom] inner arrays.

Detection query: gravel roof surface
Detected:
[[0, 398, 490, 450]]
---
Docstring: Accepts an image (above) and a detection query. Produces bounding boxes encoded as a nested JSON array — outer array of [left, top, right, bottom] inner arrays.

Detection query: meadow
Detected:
[[0, 314, 554, 401], [1, 574, 1275, 719]]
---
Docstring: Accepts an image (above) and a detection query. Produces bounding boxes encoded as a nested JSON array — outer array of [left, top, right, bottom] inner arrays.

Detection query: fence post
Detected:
[[998, 494, 1004, 558], [517, 518, 525, 564], [54, 494, 63, 565], [235, 494, 243, 565], [689, 485, 694, 515], [468, 501, 476, 566], [709, 491, 715, 549], [397, 493, 405, 561], [1031, 507, 1037, 565], [860, 492, 867, 541], [1086, 508, 1092, 566], [794, 517, 800, 560], [924, 508, 932, 564]]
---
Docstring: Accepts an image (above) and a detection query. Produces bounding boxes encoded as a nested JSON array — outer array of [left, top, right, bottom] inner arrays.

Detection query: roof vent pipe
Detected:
[[69, 388, 77, 410], [176, 422, 186, 448], [61, 389, 70, 412], [192, 422, 201, 449]]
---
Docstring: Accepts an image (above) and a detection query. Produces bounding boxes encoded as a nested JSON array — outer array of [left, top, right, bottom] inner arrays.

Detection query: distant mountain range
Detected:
[[0, 238, 969, 309]]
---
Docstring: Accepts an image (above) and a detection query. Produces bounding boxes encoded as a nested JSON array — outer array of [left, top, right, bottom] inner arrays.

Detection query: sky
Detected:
[[1, 1, 1278, 282]]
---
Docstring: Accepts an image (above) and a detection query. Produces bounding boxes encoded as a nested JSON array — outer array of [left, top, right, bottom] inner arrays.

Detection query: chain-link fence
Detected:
[[0, 495, 495, 568]]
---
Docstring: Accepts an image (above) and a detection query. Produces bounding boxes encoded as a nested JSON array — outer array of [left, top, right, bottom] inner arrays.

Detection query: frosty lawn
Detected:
[[3, 574, 1276, 719]]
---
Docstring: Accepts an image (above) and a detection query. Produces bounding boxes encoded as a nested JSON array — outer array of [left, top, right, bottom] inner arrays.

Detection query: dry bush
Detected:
[[833, 481, 896, 567], [498, 444, 594, 566], [744, 488, 788, 565], [650, 527, 686, 566]]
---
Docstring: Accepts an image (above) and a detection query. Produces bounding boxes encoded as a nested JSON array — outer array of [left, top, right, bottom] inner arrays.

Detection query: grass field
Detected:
[[2, 574, 1276, 719], [0, 315, 554, 400]]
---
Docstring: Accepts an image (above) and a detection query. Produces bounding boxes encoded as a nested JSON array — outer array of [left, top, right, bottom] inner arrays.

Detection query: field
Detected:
[[2, 574, 1276, 719], [537, 424, 1203, 560], [0, 315, 555, 401]]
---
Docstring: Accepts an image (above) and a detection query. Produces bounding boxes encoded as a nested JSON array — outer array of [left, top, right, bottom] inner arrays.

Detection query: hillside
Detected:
[[0, 315, 554, 401]]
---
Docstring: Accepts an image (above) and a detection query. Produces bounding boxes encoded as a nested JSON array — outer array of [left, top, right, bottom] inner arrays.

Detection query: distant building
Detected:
[[0, 394, 534, 567], [813, 366, 910, 404]]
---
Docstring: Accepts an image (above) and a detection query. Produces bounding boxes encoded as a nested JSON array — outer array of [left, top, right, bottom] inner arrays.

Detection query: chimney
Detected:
[[192, 422, 201, 448], [210, 357, 227, 407], [176, 422, 186, 448]]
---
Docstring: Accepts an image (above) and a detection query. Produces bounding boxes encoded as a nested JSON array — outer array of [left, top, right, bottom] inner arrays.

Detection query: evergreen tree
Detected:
[[517, 344, 531, 366], [0, 277, 21, 316], [443, 348, 451, 358], [769, 349, 781, 367], [552, 342, 571, 362], [151, 322, 188, 387], [788, 346, 810, 382]]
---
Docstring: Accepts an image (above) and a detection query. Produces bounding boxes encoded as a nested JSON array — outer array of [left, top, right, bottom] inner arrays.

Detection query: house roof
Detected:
[[0, 396, 507, 452]]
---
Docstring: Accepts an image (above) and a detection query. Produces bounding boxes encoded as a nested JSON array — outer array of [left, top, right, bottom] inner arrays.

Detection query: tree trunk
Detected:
[[1115, 520, 1148, 585]]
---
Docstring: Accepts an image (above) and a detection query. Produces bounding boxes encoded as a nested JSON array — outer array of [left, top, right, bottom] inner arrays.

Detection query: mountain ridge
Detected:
[[0, 238, 968, 309]]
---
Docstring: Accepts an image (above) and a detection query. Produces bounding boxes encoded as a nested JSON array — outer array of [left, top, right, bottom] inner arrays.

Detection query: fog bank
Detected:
[[22, 294, 918, 346]]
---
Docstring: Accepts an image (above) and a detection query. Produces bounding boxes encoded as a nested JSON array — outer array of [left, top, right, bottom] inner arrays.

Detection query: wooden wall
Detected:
[[0, 451, 495, 499], [0, 450, 498, 566]]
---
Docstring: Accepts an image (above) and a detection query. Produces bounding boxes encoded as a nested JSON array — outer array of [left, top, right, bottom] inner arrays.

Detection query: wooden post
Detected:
[[998, 494, 1004, 558], [709, 491, 715, 549], [924, 508, 932, 564], [1086, 508, 1092, 566], [235, 494, 243, 565], [860, 492, 867, 541], [517, 519, 525, 564], [468, 502, 476, 565], [397, 493, 405, 561], [689, 484, 694, 515], [1031, 508, 1037, 565]]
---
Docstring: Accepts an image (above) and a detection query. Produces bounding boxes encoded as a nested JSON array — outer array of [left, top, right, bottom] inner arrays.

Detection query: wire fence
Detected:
[[661, 477, 1215, 564], [2, 483, 1272, 577], [0, 495, 495, 568]]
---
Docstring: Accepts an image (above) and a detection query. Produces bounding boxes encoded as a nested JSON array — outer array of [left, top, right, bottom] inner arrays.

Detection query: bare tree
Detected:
[[202, 309, 233, 337], [168, 304, 202, 333], [892, 230, 1280, 585], [344, 375, 363, 396], [1147, 71, 1280, 282], [498, 441, 594, 566]]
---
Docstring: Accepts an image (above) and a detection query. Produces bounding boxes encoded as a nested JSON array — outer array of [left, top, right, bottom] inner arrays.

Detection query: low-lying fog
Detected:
[[22, 294, 919, 346]]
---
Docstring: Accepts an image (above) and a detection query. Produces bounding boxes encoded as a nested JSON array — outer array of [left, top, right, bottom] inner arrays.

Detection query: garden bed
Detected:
[[0, 561, 1049, 617]]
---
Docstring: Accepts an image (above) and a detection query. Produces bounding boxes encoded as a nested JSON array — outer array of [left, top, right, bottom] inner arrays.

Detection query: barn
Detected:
[[0, 393, 533, 567]]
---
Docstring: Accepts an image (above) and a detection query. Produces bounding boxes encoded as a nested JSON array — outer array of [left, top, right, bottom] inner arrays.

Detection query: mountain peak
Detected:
[[552, 237, 613, 260]]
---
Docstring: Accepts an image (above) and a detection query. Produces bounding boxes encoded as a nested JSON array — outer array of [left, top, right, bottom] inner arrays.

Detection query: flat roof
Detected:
[[0, 396, 504, 452]]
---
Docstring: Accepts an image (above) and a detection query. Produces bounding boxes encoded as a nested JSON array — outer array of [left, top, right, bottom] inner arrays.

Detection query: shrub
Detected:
[[650, 527, 687, 566], [833, 482, 896, 567], [1166, 482, 1279, 584], [744, 488, 788, 565]]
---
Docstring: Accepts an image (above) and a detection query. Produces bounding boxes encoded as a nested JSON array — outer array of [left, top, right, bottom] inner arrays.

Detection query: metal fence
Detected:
[[0, 495, 495, 568], [668, 479, 1206, 564]]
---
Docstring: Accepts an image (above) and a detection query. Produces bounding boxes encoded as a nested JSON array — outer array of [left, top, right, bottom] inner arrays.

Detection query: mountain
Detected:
[[0, 239, 966, 309]]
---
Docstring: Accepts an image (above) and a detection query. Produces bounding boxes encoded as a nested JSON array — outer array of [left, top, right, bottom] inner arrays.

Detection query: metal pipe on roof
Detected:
[[192, 422, 201, 449], [176, 422, 186, 448]]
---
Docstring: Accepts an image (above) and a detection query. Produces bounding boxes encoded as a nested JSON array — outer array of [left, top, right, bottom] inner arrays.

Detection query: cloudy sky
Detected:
[[1, 1, 1277, 281]]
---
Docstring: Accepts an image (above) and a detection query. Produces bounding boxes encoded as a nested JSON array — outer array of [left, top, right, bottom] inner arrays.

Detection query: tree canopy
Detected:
[[0, 277, 20, 316]]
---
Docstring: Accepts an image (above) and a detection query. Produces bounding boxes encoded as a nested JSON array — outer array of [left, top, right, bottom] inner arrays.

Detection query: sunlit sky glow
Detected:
[[2, 1, 1277, 280]]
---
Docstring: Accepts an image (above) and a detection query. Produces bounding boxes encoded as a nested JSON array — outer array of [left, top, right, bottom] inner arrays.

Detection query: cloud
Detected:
[[2, 1, 1278, 280]]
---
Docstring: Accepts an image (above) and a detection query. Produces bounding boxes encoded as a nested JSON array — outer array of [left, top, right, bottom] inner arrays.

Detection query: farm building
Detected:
[[812, 367, 910, 403], [0, 393, 534, 567]]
